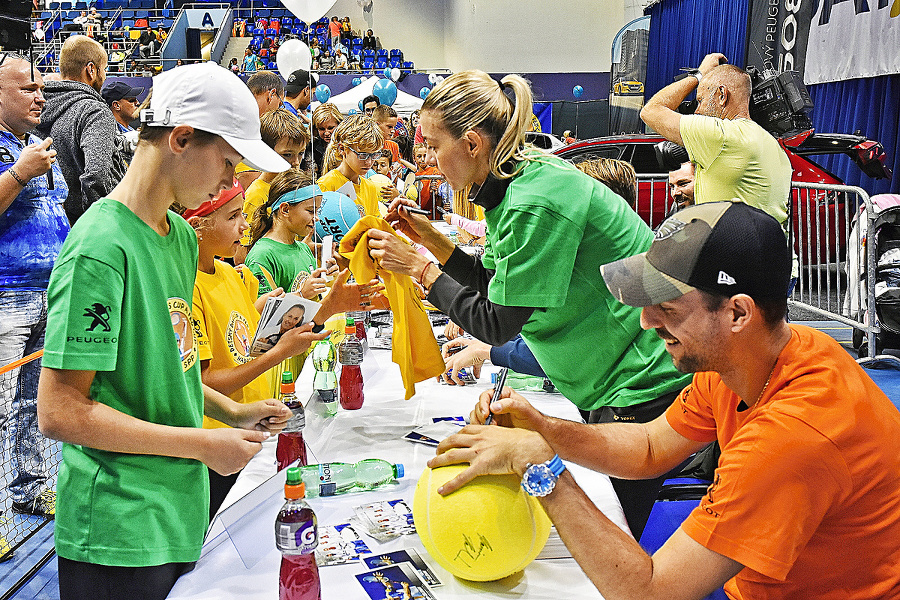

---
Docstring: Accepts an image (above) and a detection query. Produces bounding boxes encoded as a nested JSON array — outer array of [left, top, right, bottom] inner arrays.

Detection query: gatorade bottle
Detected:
[[275, 468, 320, 600], [276, 371, 307, 470], [296, 459, 404, 498], [338, 318, 364, 410], [311, 339, 338, 417]]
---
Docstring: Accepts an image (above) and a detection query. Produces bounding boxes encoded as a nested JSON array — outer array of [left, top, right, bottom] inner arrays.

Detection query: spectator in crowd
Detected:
[[101, 81, 143, 165], [138, 28, 155, 58], [37, 35, 126, 224], [412, 142, 441, 214], [575, 157, 637, 209], [318, 49, 334, 72], [239, 107, 311, 260], [334, 48, 348, 70], [101, 81, 143, 134], [362, 94, 379, 116], [362, 28, 376, 51], [234, 71, 287, 193], [153, 24, 167, 53], [433, 201, 900, 600], [0, 53, 70, 523], [241, 48, 257, 74], [311, 102, 342, 176], [60, 10, 87, 34], [84, 7, 103, 38], [229, 57, 240, 74], [372, 105, 416, 173], [328, 16, 341, 50], [309, 37, 320, 60], [640, 52, 791, 230], [318, 113, 385, 217], [282, 68, 318, 124], [340, 16, 352, 43], [246, 70, 285, 118], [668, 160, 696, 211]]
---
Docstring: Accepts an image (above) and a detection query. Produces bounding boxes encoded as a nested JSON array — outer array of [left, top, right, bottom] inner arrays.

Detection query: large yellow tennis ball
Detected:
[[413, 464, 551, 582]]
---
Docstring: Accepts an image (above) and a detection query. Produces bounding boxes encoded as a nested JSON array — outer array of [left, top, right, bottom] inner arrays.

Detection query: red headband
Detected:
[[182, 179, 244, 220]]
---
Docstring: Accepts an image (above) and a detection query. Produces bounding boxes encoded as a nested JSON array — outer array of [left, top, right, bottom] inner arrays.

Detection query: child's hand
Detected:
[[200, 428, 271, 475], [323, 258, 339, 279], [300, 268, 329, 299], [443, 212, 452, 225], [381, 185, 400, 201], [274, 322, 330, 358], [254, 287, 285, 314]]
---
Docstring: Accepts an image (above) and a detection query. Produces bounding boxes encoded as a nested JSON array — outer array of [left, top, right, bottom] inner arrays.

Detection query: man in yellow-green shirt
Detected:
[[640, 52, 791, 230]]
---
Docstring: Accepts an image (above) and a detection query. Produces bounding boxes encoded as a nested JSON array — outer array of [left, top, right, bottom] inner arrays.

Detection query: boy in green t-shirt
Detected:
[[37, 63, 311, 600]]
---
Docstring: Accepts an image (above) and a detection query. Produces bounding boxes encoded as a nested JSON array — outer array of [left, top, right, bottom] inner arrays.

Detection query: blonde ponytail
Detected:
[[422, 70, 535, 180]]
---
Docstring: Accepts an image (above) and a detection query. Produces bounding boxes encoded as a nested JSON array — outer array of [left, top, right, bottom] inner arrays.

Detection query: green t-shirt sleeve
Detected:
[[487, 206, 581, 308], [680, 114, 724, 169], [44, 255, 124, 372], [245, 246, 278, 297]]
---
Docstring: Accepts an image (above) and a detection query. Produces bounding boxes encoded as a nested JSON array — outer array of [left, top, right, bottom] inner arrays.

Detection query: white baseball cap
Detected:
[[140, 62, 289, 173]]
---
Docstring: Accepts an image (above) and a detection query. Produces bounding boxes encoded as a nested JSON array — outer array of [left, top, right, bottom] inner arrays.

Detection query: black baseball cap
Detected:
[[285, 69, 319, 96], [101, 81, 144, 104], [601, 201, 791, 307]]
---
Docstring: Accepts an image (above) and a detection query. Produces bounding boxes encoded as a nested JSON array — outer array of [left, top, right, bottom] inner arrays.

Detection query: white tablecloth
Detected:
[[168, 344, 627, 599]]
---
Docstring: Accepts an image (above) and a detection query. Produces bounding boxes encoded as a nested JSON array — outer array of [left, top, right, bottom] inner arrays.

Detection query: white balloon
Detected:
[[276, 39, 312, 80], [282, 0, 338, 22], [435, 75, 444, 83], [390, 67, 401, 81], [427, 73, 436, 84]]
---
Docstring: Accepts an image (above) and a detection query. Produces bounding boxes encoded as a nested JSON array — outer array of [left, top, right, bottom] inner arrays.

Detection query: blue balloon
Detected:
[[573, 85, 584, 98], [382, 67, 392, 79], [349, 108, 359, 115], [419, 86, 430, 100], [359, 99, 365, 111], [315, 84, 331, 103], [373, 78, 398, 106], [352, 77, 362, 86]]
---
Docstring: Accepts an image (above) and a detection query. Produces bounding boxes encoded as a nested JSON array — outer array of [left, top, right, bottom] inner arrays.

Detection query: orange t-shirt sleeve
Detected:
[[665, 375, 719, 444], [680, 414, 847, 581]]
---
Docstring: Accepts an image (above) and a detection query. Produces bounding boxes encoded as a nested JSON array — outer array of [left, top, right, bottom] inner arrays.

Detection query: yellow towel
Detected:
[[339, 216, 445, 399]]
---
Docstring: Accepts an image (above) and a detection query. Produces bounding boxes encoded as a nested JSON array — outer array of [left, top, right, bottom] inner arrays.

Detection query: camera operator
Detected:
[[641, 53, 791, 231]]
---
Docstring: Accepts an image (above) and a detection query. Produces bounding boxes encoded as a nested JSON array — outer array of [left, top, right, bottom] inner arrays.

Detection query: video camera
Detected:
[[655, 66, 815, 171]]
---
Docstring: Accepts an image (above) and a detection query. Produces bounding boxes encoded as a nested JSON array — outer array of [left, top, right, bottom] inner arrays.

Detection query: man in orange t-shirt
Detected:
[[429, 201, 900, 600]]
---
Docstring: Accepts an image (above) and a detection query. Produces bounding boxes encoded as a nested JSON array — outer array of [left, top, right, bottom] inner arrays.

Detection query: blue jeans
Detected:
[[0, 289, 51, 503]]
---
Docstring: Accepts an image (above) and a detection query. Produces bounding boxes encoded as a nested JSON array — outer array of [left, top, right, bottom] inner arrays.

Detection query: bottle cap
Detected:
[[285, 467, 305, 499], [394, 463, 404, 478], [344, 318, 356, 334], [282, 371, 294, 384]]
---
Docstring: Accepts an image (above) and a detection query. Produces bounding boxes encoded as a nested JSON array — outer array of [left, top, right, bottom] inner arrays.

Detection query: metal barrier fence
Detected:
[[788, 182, 878, 362], [0, 350, 59, 600], [633, 178, 879, 361]]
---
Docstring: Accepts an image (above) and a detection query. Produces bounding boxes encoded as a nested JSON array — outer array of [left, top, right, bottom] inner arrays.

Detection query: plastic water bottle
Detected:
[[276, 371, 307, 470], [275, 468, 320, 600], [297, 459, 404, 498], [339, 319, 364, 410], [347, 310, 368, 352], [312, 340, 338, 416]]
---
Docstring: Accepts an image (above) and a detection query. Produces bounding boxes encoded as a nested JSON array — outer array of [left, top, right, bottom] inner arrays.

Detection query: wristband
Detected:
[[7, 167, 26, 187], [418, 261, 433, 287], [692, 72, 703, 84]]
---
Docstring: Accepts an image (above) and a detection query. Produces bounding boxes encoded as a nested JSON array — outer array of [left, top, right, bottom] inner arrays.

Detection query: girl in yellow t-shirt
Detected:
[[317, 113, 387, 217], [184, 180, 377, 518]]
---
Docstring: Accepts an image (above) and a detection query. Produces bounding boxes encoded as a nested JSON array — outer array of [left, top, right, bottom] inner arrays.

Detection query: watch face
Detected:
[[522, 464, 555, 497]]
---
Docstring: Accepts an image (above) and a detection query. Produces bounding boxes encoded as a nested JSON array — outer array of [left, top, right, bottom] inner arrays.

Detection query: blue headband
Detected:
[[269, 185, 322, 214]]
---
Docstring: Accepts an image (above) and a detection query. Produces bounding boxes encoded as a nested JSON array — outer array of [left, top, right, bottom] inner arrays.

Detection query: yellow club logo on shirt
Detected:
[[168, 297, 196, 372], [226, 311, 253, 364]]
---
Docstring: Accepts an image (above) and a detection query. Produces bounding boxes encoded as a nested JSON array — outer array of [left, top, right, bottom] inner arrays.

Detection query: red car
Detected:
[[553, 131, 892, 263]]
